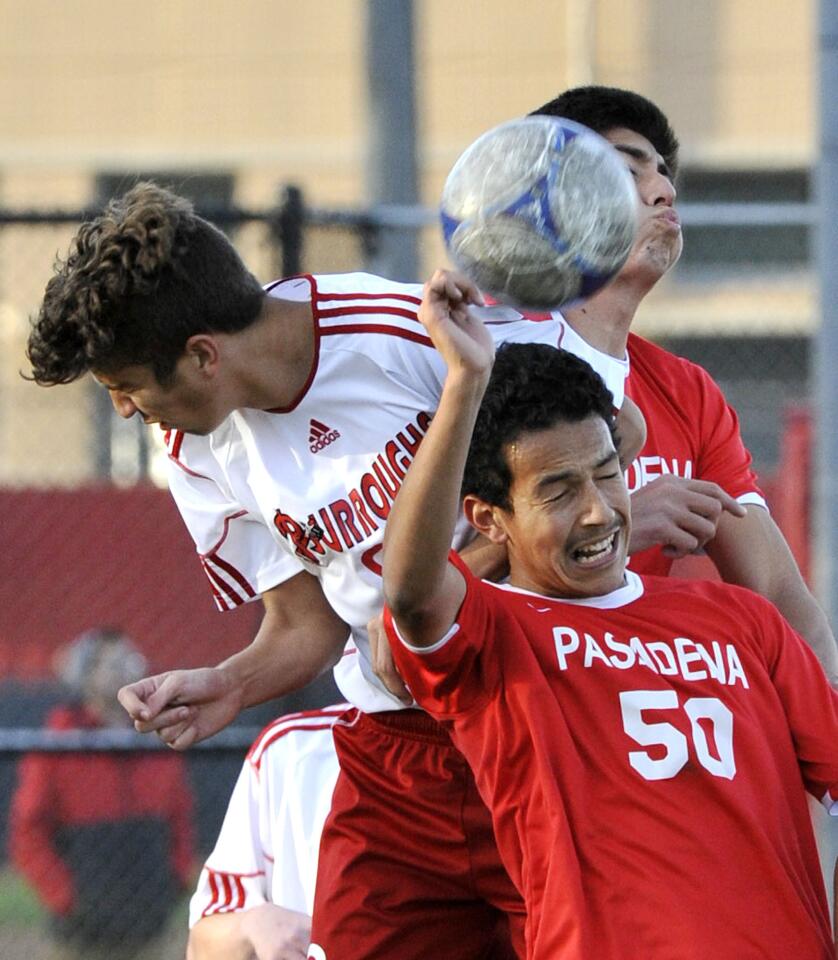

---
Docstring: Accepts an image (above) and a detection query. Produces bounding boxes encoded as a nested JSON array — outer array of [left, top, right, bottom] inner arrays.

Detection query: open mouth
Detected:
[[571, 530, 619, 567]]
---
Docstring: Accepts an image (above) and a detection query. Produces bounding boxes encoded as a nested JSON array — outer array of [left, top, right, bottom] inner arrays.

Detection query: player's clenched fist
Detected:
[[118, 666, 242, 750], [419, 269, 494, 375]]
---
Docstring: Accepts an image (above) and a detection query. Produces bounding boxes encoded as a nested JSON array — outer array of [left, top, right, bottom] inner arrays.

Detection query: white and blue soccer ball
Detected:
[[440, 115, 639, 310]]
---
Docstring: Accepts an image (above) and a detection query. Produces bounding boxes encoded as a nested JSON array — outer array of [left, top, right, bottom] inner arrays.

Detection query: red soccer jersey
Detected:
[[625, 332, 764, 576], [386, 559, 838, 960]]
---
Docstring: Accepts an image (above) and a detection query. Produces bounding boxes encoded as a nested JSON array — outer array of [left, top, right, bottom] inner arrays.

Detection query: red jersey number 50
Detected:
[[619, 689, 736, 781]]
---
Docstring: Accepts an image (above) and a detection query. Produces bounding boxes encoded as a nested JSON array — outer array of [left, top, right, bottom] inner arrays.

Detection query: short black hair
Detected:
[[530, 85, 679, 178], [463, 343, 617, 510]]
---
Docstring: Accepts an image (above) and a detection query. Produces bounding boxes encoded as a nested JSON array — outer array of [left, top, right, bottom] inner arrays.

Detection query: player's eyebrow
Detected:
[[535, 450, 620, 493], [97, 376, 135, 392], [612, 143, 673, 182]]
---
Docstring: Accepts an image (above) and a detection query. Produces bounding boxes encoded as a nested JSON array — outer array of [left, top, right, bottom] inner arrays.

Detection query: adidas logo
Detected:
[[309, 418, 341, 453]]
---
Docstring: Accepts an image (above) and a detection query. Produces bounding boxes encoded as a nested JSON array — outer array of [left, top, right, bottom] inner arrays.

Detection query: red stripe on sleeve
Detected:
[[316, 290, 422, 306], [202, 870, 220, 918], [234, 876, 246, 910], [319, 323, 433, 347], [219, 874, 233, 911], [209, 553, 257, 599], [318, 305, 421, 325], [202, 560, 247, 608]]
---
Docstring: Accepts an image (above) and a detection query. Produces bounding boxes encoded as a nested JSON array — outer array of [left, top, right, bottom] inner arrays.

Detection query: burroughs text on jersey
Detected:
[[272, 412, 431, 565]]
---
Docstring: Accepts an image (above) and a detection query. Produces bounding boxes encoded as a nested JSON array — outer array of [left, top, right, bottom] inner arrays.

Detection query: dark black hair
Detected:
[[463, 343, 617, 510], [530, 85, 679, 178], [27, 182, 265, 386]]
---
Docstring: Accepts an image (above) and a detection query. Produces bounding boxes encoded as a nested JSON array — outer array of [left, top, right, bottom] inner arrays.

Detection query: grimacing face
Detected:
[[93, 355, 229, 437], [492, 415, 631, 599]]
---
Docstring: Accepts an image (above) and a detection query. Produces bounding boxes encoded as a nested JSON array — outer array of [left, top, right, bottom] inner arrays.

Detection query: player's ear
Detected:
[[464, 495, 509, 545], [184, 334, 221, 377]]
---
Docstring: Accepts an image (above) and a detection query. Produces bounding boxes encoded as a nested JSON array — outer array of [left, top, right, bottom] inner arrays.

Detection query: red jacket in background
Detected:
[[9, 703, 195, 945]]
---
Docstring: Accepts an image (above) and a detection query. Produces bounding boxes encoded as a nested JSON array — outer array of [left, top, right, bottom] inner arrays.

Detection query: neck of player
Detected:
[[562, 270, 652, 360], [230, 297, 316, 410]]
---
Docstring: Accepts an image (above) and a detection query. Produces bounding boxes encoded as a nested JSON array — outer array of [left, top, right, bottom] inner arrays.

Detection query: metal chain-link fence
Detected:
[[0, 186, 822, 957]]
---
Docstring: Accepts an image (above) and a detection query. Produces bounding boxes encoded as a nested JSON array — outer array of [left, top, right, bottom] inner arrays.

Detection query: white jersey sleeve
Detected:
[[188, 706, 345, 926], [165, 429, 303, 609]]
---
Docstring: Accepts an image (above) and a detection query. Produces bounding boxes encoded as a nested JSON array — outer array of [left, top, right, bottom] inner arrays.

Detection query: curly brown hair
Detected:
[[27, 182, 265, 386]]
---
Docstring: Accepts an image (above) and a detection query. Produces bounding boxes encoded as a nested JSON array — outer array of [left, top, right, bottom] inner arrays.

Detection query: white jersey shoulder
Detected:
[[188, 706, 346, 925]]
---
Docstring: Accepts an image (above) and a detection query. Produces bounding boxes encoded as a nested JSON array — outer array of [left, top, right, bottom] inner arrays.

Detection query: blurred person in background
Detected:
[[9, 627, 196, 960], [187, 705, 343, 960]]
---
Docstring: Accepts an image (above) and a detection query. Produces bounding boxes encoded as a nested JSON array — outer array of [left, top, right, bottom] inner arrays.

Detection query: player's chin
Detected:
[[173, 421, 216, 437], [632, 240, 681, 281]]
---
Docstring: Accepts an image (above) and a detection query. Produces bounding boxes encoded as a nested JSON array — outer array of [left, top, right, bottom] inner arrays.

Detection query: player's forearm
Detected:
[[384, 371, 487, 620], [709, 509, 838, 685], [706, 507, 838, 684], [188, 913, 255, 960], [769, 583, 838, 687], [218, 609, 347, 710]]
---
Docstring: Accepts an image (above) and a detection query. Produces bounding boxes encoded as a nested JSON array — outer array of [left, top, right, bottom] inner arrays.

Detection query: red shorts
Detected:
[[309, 708, 524, 960]]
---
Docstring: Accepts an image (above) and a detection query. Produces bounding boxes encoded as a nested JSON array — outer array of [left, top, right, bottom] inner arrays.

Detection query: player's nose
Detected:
[[581, 481, 616, 526], [111, 390, 139, 419], [650, 170, 676, 207]]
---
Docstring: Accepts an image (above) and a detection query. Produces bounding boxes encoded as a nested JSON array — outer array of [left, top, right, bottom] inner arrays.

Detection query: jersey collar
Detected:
[[491, 569, 644, 609]]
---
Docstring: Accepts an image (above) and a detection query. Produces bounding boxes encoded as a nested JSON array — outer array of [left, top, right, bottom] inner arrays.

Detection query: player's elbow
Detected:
[[320, 639, 345, 675], [295, 636, 345, 690], [383, 585, 435, 634]]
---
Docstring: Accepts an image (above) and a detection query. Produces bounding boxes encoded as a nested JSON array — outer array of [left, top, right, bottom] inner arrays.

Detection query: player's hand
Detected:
[[240, 904, 311, 960], [419, 268, 494, 374], [117, 667, 242, 750], [368, 612, 413, 706], [628, 475, 747, 558]]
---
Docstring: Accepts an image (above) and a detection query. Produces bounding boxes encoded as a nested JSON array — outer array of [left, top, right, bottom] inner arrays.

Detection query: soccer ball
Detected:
[[440, 115, 639, 310]]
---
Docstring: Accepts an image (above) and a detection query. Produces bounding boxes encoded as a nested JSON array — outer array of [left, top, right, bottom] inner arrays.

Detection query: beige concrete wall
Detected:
[[0, 1, 813, 180], [0, 0, 817, 484]]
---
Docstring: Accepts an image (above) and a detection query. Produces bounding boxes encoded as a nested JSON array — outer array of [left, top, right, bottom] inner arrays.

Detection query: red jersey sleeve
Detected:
[[626, 334, 764, 504], [740, 591, 838, 810], [689, 362, 763, 503], [384, 553, 501, 719]]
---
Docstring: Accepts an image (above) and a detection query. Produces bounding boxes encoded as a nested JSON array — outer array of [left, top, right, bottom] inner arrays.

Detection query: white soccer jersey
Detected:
[[166, 272, 629, 712], [188, 706, 344, 925]]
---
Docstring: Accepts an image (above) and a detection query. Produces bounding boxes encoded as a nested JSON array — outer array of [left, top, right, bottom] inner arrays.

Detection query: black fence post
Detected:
[[277, 185, 305, 277]]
